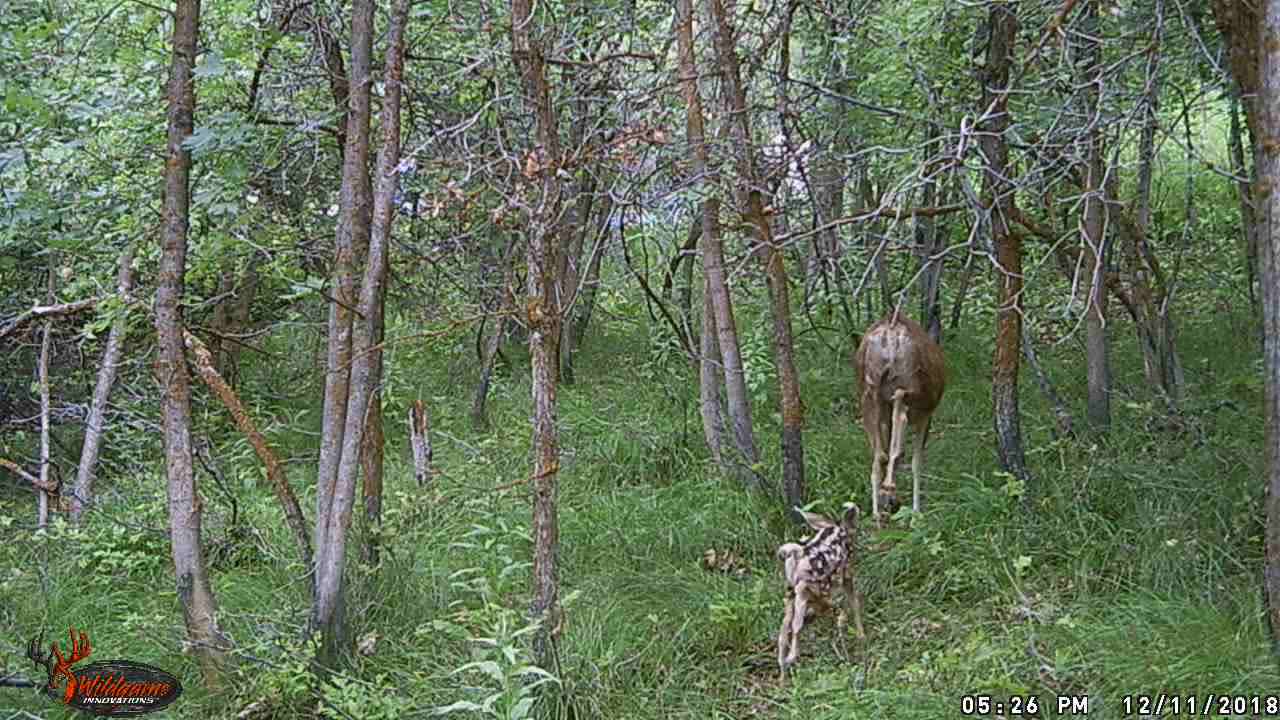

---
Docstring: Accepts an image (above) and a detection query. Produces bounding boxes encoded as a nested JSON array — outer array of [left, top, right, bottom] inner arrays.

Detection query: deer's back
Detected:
[[855, 315, 946, 413]]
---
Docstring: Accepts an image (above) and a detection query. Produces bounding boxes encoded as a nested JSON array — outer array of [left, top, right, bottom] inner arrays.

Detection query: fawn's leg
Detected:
[[778, 593, 796, 677], [784, 586, 811, 668]]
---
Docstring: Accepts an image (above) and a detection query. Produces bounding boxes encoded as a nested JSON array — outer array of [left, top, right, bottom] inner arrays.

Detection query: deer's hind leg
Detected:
[[909, 414, 933, 513], [882, 389, 908, 516], [861, 393, 889, 521]]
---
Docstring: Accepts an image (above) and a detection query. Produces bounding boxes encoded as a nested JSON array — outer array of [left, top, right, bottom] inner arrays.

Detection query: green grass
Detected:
[[1, 303, 1275, 719]]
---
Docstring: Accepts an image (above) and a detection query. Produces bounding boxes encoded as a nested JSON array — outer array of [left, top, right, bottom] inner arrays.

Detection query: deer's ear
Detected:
[[797, 509, 835, 531]]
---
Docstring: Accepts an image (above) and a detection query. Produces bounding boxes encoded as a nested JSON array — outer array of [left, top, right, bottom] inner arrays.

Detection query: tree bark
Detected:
[[916, 168, 945, 343], [314, 0, 374, 594], [1022, 323, 1075, 440], [1133, 6, 1165, 392], [360, 290, 385, 566], [698, 260, 727, 470], [156, 0, 230, 682], [71, 245, 134, 522], [706, 0, 803, 515], [677, 0, 765, 493], [1256, 0, 1280, 657], [1079, 0, 1111, 429], [312, 0, 407, 667], [1230, 90, 1260, 313], [37, 270, 52, 528], [563, 200, 612, 363], [409, 401, 432, 486], [950, 240, 978, 330], [981, 0, 1029, 483], [472, 235, 519, 431], [184, 330, 312, 571], [511, 0, 564, 671], [561, 195, 614, 384]]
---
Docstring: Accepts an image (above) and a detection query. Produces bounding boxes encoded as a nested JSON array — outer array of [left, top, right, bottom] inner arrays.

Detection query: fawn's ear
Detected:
[[797, 508, 836, 531], [841, 503, 860, 532]]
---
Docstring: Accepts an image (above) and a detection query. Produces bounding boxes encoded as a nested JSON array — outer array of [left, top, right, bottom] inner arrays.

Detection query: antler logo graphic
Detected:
[[26, 627, 93, 704]]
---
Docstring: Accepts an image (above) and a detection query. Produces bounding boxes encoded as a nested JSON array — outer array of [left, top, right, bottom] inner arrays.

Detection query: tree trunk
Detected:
[[1079, 0, 1111, 430], [209, 268, 234, 376], [562, 194, 614, 384], [472, 235, 519, 431], [312, 0, 405, 667], [1230, 90, 1260, 313], [314, 0, 374, 594], [409, 401, 432, 486], [37, 270, 52, 528], [1133, 7, 1165, 391], [1022, 323, 1075, 440], [980, 0, 1029, 483], [916, 163, 944, 343], [156, 0, 230, 682], [950, 239, 978, 330], [678, 0, 765, 493], [71, 244, 135, 522], [184, 330, 312, 571], [698, 254, 727, 470], [706, 0, 803, 515], [360, 291, 385, 566], [511, 0, 564, 670], [1257, 0, 1280, 657]]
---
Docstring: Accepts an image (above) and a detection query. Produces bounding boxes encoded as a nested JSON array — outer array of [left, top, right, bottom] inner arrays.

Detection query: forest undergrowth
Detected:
[[1, 306, 1274, 719]]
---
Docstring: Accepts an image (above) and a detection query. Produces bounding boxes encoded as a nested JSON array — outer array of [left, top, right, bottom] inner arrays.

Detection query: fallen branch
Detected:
[[0, 458, 57, 493], [183, 328, 313, 573], [0, 298, 98, 340]]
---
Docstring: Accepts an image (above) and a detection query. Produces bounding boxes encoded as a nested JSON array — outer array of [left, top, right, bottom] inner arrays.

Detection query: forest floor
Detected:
[[2, 308, 1276, 719]]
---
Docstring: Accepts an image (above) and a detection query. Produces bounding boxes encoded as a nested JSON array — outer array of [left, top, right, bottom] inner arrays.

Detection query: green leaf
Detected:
[[454, 660, 504, 683], [432, 700, 485, 715]]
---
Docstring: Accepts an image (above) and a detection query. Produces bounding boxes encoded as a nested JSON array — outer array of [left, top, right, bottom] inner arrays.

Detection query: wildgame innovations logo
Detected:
[[24, 627, 183, 716]]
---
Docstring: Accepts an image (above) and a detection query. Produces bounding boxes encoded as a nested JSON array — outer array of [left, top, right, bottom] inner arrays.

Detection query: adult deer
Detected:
[[855, 313, 946, 521]]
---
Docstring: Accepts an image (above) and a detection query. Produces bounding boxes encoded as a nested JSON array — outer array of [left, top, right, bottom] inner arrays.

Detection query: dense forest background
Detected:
[[3, 0, 1280, 716]]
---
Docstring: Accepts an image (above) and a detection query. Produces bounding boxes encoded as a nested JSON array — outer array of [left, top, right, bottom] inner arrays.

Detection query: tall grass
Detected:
[[1, 303, 1273, 719]]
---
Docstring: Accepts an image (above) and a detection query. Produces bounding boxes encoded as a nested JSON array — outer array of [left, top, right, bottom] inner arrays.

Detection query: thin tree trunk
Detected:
[[563, 195, 613, 367], [981, 0, 1029, 483], [1230, 90, 1259, 313], [1133, 6, 1165, 392], [184, 330, 312, 571], [312, 0, 404, 667], [1257, 0, 1280, 657], [1079, 0, 1111, 430], [472, 235, 519, 431], [361, 292, 385, 565], [950, 239, 977, 330], [706, 0, 802, 515], [1022, 324, 1075, 440], [37, 271, 52, 529], [698, 258, 727, 470], [71, 244, 135, 522], [409, 401, 432, 486], [210, 268, 234, 375], [678, 0, 765, 493], [806, 61, 850, 315], [562, 195, 614, 384], [156, 0, 230, 682], [917, 163, 944, 343], [314, 0, 374, 591], [224, 263, 259, 386], [311, 8, 349, 155], [511, 0, 564, 670]]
